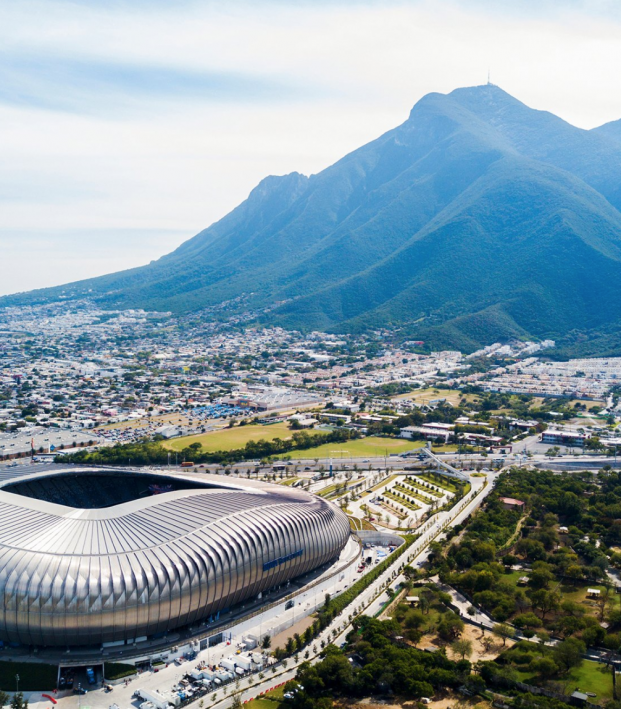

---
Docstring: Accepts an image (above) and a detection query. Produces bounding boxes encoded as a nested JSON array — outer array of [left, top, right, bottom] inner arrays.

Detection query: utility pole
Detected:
[[15, 674, 19, 693]]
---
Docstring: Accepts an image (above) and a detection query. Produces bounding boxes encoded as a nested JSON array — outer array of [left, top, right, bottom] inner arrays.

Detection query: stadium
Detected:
[[0, 466, 350, 648]]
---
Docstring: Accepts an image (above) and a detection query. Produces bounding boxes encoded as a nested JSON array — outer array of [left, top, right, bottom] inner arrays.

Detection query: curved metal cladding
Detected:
[[0, 468, 350, 647]]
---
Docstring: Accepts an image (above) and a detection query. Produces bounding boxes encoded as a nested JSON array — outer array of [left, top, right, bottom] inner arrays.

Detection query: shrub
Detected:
[[104, 662, 137, 680]]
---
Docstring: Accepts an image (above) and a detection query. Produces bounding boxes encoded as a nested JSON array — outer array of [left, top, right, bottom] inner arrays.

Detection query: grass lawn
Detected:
[[516, 661, 614, 701], [568, 398, 605, 407], [279, 477, 300, 486], [391, 387, 477, 406], [392, 484, 428, 505], [433, 444, 459, 452], [369, 474, 400, 491], [317, 483, 340, 498], [558, 582, 620, 613], [300, 436, 422, 459], [349, 516, 376, 531], [500, 569, 531, 591], [164, 422, 301, 452], [246, 686, 285, 708], [402, 477, 442, 497], [385, 490, 420, 511], [246, 698, 283, 709], [567, 660, 614, 700], [418, 472, 460, 492]]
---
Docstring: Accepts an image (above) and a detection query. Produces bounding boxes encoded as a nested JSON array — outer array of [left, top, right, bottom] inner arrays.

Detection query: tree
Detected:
[[529, 565, 555, 590], [10, 694, 27, 709], [566, 564, 583, 586], [530, 589, 560, 620], [437, 612, 464, 641], [404, 609, 425, 630], [451, 638, 473, 660], [262, 634, 272, 649], [514, 613, 541, 630], [529, 656, 558, 679], [537, 630, 550, 654], [0, 691, 9, 709], [481, 635, 495, 653], [598, 585, 614, 622], [493, 623, 513, 647], [230, 695, 243, 709], [403, 564, 416, 581], [553, 637, 586, 673], [406, 628, 423, 646]]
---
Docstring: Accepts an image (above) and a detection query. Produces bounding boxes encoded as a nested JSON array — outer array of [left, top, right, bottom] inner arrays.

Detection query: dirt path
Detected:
[[417, 622, 514, 662], [270, 615, 315, 651]]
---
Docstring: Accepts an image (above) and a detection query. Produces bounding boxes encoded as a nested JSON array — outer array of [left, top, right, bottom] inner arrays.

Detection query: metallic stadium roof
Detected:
[[0, 466, 350, 647]]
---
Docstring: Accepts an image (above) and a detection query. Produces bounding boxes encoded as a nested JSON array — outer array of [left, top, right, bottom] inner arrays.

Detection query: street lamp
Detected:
[[15, 674, 19, 693]]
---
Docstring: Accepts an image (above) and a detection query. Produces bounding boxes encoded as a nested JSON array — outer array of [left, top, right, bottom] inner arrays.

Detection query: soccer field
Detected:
[[163, 422, 302, 452], [164, 426, 427, 460], [298, 436, 424, 459]]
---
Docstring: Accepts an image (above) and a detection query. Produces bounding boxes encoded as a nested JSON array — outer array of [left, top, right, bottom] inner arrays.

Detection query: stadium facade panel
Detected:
[[0, 467, 350, 647]]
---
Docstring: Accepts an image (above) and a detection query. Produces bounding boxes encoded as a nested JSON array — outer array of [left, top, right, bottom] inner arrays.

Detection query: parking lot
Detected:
[[96, 404, 249, 446], [0, 426, 97, 459]]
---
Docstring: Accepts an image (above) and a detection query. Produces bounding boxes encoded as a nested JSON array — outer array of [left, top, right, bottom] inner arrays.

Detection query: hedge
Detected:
[[104, 661, 138, 680]]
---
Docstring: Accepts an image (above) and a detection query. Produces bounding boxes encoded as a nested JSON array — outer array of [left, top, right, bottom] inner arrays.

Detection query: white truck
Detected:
[[135, 689, 173, 709]]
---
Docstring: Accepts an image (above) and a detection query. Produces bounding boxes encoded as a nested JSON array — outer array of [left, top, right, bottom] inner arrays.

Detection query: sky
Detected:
[[3, 0, 621, 296]]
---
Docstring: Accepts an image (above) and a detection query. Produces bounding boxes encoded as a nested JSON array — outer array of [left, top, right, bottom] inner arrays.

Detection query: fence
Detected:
[[490, 674, 602, 709]]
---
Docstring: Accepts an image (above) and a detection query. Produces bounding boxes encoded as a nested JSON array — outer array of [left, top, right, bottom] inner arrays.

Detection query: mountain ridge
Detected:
[[4, 84, 621, 355]]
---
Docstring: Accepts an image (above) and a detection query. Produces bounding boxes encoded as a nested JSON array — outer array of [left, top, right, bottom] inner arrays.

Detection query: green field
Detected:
[[299, 436, 424, 459], [567, 660, 614, 699], [517, 661, 613, 701], [391, 387, 478, 406], [418, 472, 460, 492], [558, 582, 621, 613], [164, 422, 300, 452], [165, 427, 439, 461], [246, 686, 284, 708]]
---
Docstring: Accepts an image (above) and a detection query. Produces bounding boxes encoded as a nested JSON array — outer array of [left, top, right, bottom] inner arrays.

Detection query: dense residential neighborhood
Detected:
[[1, 303, 621, 465]]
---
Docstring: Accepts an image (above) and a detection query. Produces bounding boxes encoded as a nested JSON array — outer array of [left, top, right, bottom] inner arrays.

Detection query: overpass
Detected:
[[417, 445, 469, 482]]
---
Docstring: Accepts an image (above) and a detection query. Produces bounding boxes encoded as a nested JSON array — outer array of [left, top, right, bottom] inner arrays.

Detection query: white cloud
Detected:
[[1, 0, 621, 295]]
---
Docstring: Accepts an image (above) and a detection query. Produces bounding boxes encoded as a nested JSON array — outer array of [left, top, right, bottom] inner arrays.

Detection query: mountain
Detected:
[[5, 84, 621, 354]]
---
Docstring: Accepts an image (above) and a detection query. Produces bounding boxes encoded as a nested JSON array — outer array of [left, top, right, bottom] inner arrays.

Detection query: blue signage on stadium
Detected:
[[263, 549, 304, 572]]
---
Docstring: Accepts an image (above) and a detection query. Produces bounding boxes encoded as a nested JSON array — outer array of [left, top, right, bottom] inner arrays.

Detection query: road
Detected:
[[205, 471, 499, 708]]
